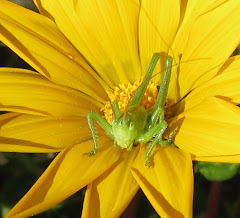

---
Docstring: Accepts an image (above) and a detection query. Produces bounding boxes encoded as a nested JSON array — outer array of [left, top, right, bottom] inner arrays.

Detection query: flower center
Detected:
[[101, 79, 172, 123]]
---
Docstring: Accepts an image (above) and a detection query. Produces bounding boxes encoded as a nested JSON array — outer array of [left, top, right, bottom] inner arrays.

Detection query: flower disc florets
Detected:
[[101, 79, 172, 124]]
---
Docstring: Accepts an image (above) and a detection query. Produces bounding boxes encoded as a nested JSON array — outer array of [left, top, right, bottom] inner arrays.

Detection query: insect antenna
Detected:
[[150, 57, 210, 80]]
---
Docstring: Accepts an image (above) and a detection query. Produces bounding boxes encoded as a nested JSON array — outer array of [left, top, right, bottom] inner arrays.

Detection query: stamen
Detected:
[[101, 79, 172, 124]]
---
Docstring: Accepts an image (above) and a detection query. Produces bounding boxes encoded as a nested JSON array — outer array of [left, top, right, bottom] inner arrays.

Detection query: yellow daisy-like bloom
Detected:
[[1, 0, 240, 217]]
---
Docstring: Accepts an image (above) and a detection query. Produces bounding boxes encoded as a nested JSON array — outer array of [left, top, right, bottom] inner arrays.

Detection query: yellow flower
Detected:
[[1, 0, 240, 217]]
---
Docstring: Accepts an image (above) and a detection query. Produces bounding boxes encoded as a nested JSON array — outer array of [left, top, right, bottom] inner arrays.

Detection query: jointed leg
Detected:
[[137, 119, 168, 144], [112, 101, 121, 120], [146, 107, 165, 130], [145, 128, 176, 165], [145, 134, 161, 166], [145, 122, 168, 166], [87, 111, 113, 155]]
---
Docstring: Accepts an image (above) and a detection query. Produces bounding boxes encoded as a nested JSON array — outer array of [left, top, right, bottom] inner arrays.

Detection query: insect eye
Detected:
[[129, 122, 135, 130]]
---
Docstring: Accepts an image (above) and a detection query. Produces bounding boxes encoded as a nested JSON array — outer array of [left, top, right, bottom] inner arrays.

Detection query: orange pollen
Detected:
[[101, 79, 172, 124]]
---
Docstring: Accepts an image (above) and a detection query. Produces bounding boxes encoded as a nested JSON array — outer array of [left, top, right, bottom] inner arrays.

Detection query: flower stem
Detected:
[[206, 181, 222, 218]]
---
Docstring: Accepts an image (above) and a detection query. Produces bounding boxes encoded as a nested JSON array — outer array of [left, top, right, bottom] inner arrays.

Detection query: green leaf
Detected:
[[195, 162, 240, 181]]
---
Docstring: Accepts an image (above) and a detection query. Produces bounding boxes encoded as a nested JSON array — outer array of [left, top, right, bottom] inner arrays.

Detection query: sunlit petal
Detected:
[[0, 68, 100, 116], [139, 0, 180, 79], [5, 137, 121, 218], [0, 112, 94, 153], [82, 146, 140, 218], [0, 0, 107, 102], [171, 97, 240, 158], [193, 154, 240, 163], [131, 145, 193, 218], [169, 0, 240, 102], [173, 55, 240, 115], [34, 0, 141, 85]]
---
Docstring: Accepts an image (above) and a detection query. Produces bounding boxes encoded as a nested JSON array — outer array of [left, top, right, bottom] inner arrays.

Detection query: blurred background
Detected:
[[0, 1, 240, 217]]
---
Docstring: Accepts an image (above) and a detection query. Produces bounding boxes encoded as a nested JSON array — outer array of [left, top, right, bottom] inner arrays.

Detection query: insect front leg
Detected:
[[111, 101, 122, 149], [145, 121, 168, 166], [112, 101, 121, 120], [87, 111, 113, 155]]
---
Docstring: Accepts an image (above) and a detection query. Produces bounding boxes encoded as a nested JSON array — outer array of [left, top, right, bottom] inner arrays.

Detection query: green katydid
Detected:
[[86, 53, 174, 166]]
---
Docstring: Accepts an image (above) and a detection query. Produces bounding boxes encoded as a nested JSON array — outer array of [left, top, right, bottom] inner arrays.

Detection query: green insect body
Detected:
[[87, 53, 174, 166]]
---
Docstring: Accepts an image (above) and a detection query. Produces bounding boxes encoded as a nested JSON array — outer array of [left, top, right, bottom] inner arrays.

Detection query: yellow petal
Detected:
[[169, 0, 240, 102], [5, 137, 121, 218], [171, 97, 240, 158], [34, 0, 141, 85], [131, 145, 193, 218], [193, 154, 240, 163], [0, 0, 107, 102], [172, 0, 225, 54], [82, 147, 140, 218], [139, 0, 180, 79], [0, 112, 93, 153], [0, 68, 99, 116], [173, 55, 240, 115]]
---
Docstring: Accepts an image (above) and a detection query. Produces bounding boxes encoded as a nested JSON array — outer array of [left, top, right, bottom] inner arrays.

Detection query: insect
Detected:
[[86, 53, 174, 166]]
